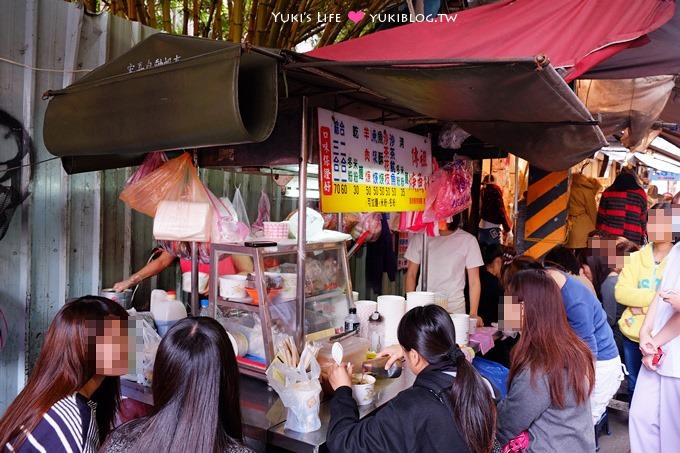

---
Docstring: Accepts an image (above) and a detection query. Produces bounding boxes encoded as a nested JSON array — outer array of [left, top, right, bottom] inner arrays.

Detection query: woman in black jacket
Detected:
[[327, 305, 497, 453]]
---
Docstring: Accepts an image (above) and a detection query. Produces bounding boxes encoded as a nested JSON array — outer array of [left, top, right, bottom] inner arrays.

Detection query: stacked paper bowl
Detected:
[[406, 291, 436, 311], [354, 300, 377, 338], [377, 295, 406, 347]]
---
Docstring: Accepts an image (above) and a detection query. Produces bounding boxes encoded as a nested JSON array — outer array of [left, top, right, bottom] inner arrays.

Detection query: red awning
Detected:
[[308, 0, 674, 82]]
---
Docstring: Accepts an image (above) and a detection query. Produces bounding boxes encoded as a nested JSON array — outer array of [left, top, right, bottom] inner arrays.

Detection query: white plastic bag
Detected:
[[127, 316, 161, 386], [153, 200, 213, 241], [232, 186, 251, 230], [266, 350, 322, 433]]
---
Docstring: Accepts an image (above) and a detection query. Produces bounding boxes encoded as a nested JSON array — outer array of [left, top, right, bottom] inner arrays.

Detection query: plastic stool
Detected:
[[594, 409, 611, 451]]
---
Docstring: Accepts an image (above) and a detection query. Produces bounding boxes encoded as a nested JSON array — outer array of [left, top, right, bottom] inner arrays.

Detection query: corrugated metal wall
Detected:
[[0, 0, 161, 414], [0, 0, 397, 415], [0, 0, 304, 414]]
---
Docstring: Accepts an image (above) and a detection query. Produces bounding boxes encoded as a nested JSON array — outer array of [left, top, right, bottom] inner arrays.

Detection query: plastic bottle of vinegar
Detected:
[[151, 289, 187, 336]]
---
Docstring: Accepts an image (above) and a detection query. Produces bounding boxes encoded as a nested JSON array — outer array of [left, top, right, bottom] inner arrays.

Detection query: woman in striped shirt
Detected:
[[0, 296, 129, 452]]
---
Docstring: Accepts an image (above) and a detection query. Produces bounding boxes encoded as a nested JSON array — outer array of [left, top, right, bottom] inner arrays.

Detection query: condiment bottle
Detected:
[[367, 311, 385, 353], [344, 307, 360, 333], [199, 299, 210, 317], [361, 355, 403, 379]]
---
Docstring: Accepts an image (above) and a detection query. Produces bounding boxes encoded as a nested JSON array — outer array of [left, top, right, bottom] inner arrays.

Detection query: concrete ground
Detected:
[[598, 404, 630, 453]]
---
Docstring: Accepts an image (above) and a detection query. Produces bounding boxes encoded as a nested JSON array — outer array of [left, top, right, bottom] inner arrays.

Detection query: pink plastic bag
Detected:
[[202, 185, 249, 243], [251, 191, 271, 234], [125, 151, 167, 188], [422, 160, 472, 223]]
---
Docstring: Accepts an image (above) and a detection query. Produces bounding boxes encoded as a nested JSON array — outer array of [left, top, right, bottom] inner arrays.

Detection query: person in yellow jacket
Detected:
[[566, 173, 601, 249], [615, 202, 675, 396]]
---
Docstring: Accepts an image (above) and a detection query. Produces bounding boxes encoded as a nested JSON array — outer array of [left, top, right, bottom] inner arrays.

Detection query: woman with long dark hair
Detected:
[[503, 256, 621, 425], [326, 304, 496, 453], [100, 317, 250, 453], [0, 296, 129, 452], [497, 270, 596, 452]]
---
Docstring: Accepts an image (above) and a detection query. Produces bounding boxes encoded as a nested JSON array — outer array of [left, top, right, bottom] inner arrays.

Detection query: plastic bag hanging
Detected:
[[422, 159, 473, 223], [202, 183, 249, 243], [120, 153, 207, 218], [232, 186, 251, 230], [124, 151, 168, 189], [251, 191, 271, 234]]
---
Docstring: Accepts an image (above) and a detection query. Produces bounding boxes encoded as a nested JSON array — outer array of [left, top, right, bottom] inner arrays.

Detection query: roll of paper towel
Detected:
[[377, 295, 406, 347]]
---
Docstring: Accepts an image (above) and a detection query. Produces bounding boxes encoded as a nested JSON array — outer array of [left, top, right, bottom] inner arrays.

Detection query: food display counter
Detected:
[[208, 240, 353, 379]]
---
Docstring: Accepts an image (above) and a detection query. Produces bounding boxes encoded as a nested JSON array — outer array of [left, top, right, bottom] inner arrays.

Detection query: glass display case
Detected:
[[209, 241, 353, 378]]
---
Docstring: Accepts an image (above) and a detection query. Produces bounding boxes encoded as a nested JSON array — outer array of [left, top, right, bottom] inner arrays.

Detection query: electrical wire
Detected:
[[0, 156, 60, 173], [0, 56, 93, 74]]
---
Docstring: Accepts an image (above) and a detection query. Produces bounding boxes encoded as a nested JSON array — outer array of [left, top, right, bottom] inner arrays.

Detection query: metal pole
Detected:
[[513, 156, 520, 247], [421, 233, 428, 291], [295, 97, 309, 348], [191, 241, 199, 315]]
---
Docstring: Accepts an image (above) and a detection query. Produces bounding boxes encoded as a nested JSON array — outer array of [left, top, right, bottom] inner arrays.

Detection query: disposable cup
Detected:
[[451, 314, 470, 345]]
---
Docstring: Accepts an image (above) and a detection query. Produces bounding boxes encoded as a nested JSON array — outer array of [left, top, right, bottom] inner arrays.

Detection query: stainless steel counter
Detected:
[[120, 371, 411, 453]]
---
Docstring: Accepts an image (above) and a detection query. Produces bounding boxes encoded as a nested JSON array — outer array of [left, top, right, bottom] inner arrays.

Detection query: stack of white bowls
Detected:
[[377, 295, 406, 347], [354, 300, 377, 338], [406, 291, 436, 311]]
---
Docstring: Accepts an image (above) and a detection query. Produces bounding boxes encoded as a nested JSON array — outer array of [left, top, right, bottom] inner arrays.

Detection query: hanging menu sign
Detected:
[[317, 108, 431, 213]]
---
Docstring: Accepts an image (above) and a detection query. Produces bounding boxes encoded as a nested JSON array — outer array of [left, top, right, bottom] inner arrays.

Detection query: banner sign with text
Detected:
[[317, 108, 431, 213]]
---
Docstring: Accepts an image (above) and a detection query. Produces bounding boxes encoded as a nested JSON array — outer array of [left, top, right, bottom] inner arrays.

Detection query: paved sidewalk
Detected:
[[598, 401, 630, 453]]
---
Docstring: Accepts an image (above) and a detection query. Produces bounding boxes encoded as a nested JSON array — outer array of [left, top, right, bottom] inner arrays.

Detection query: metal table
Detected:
[[120, 372, 412, 453]]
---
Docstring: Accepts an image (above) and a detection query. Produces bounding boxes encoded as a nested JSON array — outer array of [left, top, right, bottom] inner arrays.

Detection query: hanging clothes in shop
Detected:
[[366, 214, 397, 294]]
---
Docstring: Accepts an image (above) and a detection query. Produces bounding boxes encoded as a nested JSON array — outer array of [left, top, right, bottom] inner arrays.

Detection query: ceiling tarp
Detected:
[[307, 0, 674, 82], [575, 76, 676, 151], [585, 4, 680, 79], [288, 59, 606, 171], [634, 152, 680, 173], [43, 34, 279, 163]]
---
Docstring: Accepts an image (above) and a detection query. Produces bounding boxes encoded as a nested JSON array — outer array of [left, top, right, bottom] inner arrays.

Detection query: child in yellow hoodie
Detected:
[[615, 202, 675, 396]]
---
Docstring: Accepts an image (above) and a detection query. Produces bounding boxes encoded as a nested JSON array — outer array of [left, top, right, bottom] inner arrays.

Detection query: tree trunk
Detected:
[[192, 0, 201, 36], [230, 0, 244, 42], [182, 0, 190, 35], [147, 0, 157, 27], [266, 0, 290, 48], [127, 0, 137, 20], [136, 0, 148, 25], [245, 0, 259, 44], [82, 0, 97, 12], [254, 0, 272, 46], [161, 0, 172, 32], [212, 0, 223, 39]]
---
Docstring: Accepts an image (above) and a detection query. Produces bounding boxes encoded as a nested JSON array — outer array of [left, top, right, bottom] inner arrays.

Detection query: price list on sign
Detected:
[[317, 108, 432, 213]]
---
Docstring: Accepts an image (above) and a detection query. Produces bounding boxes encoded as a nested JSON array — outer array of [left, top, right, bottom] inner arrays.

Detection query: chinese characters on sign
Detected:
[[126, 54, 182, 73], [317, 108, 432, 213]]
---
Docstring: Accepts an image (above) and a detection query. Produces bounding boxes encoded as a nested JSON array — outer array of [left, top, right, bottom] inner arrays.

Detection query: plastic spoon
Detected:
[[332, 342, 344, 365]]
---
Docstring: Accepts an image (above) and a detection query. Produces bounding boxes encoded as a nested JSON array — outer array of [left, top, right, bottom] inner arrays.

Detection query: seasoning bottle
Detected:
[[199, 299, 210, 317], [166, 290, 177, 300], [367, 311, 385, 353], [344, 307, 360, 333], [361, 355, 403, 379]]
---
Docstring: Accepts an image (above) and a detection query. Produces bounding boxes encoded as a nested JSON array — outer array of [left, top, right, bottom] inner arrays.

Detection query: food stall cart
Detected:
[[43, 23, 610, 449]]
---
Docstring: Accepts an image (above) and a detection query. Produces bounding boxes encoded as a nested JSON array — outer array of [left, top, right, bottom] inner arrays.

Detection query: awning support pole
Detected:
[[191, 241, 199, 315], [513, 156, 519, 246], [421, 234, 428, 291], [295, 96, 308, 349]]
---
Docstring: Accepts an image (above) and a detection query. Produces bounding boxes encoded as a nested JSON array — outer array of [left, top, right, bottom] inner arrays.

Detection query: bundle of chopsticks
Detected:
[[275, 336, 320, 372]]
